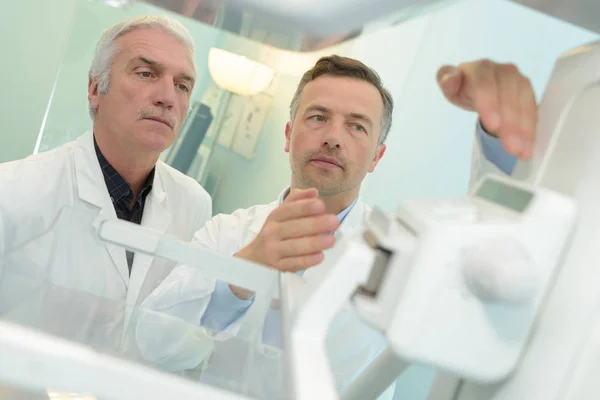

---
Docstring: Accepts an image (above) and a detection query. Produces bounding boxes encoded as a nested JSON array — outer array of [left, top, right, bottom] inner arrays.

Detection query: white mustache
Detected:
[[139, 109, 176, 128]]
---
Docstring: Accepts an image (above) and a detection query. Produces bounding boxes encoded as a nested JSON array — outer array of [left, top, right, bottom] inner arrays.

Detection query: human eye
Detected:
[[137, 70, 155, 79], [351, 123, 366, 133], [176, 83, 191, 93]]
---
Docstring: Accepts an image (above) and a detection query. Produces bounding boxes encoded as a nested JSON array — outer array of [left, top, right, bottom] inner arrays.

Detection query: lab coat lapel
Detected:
[[73, 131, 130, 286], [247, 200, 280, 237], [302, 200, 368, 283], [247, 187, 290, 237], [126, 173, 172, 305], [336, 200, 367, 241]]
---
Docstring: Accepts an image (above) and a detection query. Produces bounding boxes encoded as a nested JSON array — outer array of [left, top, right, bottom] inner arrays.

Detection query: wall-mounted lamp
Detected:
[[208, 48, 275, 96], [97, 0, 132, 8], [187, 48, 275, 185]]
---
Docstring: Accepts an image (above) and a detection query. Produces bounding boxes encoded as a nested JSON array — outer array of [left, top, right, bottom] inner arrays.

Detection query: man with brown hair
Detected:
[[196, 56, 393, 338], [143, 54, 396, 396], [147, 54, 536, 398]]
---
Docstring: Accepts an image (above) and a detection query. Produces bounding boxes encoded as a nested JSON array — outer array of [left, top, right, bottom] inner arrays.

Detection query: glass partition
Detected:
[[0, 204, 386, 399], [0, 205, 286, 399], [19, 0, 600, 399], [92, 0, 461, 53]]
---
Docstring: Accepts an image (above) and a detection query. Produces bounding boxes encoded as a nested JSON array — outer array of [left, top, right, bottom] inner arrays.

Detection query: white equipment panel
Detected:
[[453, 40, 600, 400], [386, 176, 575, 382], [346, 40, 600, 400]]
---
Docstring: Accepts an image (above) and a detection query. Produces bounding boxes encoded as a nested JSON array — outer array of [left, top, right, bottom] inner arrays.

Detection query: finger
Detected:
[[278, 214, 340, 240], [437, 65, 464, 104], [285, 187, 318, 203], [277, 234, 336, 259], [277, 252, 325, 272], [496, 64, 523, 156], [470, 60, 501, 133], [516, 76, 537, 159], [269, 198, 325, 222]]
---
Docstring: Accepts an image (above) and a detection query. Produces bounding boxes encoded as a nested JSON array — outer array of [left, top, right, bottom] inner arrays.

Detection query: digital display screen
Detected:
[[475, 179, 534, 213]]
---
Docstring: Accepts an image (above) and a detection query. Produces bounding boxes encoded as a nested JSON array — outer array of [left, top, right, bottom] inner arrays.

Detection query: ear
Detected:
[[88, 75, 100, 113], [284, 121, 292, 153], [368, 143, 386, 173]]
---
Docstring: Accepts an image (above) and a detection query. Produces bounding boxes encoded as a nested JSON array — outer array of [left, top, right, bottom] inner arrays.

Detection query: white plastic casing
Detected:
[[380, 175, 576, 383]]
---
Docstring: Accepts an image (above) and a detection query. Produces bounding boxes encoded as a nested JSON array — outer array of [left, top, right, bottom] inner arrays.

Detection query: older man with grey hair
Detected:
[[0, 15, 213, 308]]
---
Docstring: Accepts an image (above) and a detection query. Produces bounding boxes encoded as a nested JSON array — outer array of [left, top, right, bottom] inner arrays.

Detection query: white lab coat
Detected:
[[146, 188, 395, 398], [0, 130, 213, 309]]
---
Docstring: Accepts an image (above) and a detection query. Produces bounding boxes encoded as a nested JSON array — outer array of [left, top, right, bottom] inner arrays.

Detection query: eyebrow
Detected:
[[132, 56, 196, 86], [304, 105, 331, 115], [138, 56, 158, 66], [348, 112, 373, 127]]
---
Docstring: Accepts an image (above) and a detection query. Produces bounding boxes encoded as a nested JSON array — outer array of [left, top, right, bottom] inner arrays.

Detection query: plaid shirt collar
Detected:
[[93, 135, 155, 205]]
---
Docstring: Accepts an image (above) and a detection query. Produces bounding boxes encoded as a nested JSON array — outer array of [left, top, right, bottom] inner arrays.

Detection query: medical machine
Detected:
[[101, 0, 600, 52], [2, 0, 600, 398]]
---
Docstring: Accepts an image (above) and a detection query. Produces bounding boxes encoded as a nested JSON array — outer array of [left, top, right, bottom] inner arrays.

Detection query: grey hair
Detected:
[[88, 15, 195, 119], [289, 55, 394, 145]]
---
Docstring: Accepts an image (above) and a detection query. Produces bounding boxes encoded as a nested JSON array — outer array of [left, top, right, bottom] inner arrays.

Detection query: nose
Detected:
[[152, 76, 177, 110], [321, 120, 343, 149]]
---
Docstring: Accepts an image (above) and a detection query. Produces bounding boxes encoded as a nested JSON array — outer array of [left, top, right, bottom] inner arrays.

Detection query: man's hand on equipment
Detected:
[[437, 59, 537, 160], [230, 188, 339, 300]]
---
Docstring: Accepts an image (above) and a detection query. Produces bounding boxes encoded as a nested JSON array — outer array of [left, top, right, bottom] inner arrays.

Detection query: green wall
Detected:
[[0, 0, 77, 162]]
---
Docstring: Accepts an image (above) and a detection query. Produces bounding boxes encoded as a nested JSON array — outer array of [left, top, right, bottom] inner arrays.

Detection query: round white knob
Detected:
[[462, 237, 538, 304]]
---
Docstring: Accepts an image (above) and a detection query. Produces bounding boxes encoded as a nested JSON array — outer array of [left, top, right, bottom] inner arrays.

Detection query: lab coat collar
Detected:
[[72, 130, 172, 293], [73, 130, 110, 209], [73, 130, 169, 211], [337, 200, 367, 239]]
